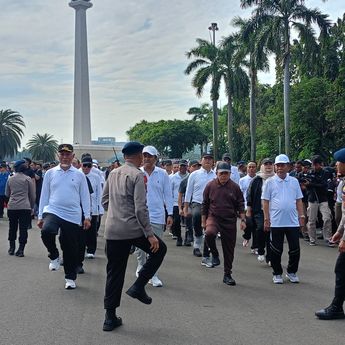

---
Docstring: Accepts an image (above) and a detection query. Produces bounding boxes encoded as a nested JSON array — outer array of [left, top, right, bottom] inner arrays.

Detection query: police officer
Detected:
[[102, 141, 167, 331], [315, 148, 345, 320]]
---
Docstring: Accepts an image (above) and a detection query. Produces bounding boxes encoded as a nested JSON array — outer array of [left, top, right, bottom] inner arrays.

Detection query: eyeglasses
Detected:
[[83, 164, 92, 168]]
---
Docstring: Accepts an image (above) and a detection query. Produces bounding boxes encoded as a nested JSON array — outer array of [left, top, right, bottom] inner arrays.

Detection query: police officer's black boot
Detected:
[[8, 241, 15, 256], [15, 243, 25, 257]]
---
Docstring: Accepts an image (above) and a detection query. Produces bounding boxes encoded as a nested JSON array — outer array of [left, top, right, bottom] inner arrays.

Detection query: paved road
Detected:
[[0, 216, 344, 345]]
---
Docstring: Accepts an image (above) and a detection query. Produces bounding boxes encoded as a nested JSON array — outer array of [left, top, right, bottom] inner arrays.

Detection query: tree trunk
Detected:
[[249, 66, 257, 161], [212, 99, 219, 160], [227, 93, 234, 159], [283, 54, 290, 157]]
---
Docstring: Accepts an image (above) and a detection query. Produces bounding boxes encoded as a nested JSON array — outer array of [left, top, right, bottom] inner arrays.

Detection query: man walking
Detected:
[[262, 154, 305, 284], [38, 144, 91, 290], [102, 141, 167, 331], [202, 162, 246, 285]]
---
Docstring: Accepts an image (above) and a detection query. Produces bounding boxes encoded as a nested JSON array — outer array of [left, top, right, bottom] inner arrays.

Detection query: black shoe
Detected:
[[315, 305, 345, 320], [103, 316, 122, 331], [15, 250, 24, 257], [126, 285, 152, 305], [176, 238, 183, 246], [8, 247, 15, 256], [193, 248, 202, 257], [77, 266, 85, 274], [223, 274, 236, 286], [183, 240, 192, 247], [212, 256, 220, 266], [317, 235, 324, 240]]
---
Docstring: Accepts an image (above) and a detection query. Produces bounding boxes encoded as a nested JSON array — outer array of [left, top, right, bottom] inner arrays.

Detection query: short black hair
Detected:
[[312, 155, 323, 165]]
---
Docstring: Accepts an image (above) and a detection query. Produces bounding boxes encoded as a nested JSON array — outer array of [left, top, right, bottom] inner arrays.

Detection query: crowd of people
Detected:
[[0, 143, 345, 329]]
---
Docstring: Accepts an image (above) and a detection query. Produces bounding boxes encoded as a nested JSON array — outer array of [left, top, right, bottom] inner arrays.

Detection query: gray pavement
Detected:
[[0, 216, 344, 345]]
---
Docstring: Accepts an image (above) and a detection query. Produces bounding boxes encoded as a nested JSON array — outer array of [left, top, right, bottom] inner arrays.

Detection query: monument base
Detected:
[[72, 144, 123, 166]]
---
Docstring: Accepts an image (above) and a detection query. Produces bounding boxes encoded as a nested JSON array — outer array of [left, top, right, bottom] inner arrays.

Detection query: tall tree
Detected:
[[185, 39, 221, 159], [0, 109, 25, 160], [26, 133, 58, 162], [240, 0, 330, 156]]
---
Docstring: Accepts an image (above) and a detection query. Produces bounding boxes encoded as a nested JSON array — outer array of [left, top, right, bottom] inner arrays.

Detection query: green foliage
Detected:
[[127, 119, 206, 158], [0, 109, 25, 160], [26, 133, 58, 162]]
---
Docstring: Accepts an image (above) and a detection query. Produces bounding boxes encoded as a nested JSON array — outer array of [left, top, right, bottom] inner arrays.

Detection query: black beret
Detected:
[[122, 141, 144, 155]]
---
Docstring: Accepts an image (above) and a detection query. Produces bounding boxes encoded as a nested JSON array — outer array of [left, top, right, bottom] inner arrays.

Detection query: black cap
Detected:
[[334, 148, 345, 163], [189, 160, 201, 167], [122, 141, 144, 155], [261, 158, 273, 164], [202, 152, 213, 159], [216, 161, 231, 172], [179, 159, 188, 166], [237, 160, 246, 165], [58, 144, 73, 153], [222, 153, 231, 160], [164, 159, 173, 165], [81, 156, 93, 164]]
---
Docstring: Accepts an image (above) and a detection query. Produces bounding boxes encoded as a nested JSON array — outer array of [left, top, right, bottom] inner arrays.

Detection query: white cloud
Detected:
[[0, 0, 341, 146]]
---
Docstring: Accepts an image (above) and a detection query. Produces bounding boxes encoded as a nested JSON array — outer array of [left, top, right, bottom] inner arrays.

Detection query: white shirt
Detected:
[[85, 171, 102, 215], [185, 168, 216, 204], [141, 166, 173, 225], [230, 166, 240, 185], [38, 165, 91, 225], [262, 174, 303, 227], [170, 172, 188, 206], [239, 174, 254, 209], [91, 167, 105, 185], [337, 179, 344, 203]]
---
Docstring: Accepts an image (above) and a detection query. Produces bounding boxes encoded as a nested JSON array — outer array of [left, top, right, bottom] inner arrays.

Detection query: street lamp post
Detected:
[[208, 23, 219, 160]]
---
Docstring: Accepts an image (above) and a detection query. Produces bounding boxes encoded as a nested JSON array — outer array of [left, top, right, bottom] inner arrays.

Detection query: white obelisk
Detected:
[[69, 0, 93, 145]]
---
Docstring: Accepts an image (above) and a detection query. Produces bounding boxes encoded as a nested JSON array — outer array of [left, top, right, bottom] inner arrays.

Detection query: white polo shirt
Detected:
[[38, 165, 91, 225], [185, 168, 216, 204], [262, 174, 303, 227], [170, 172, 188, 206], [230, 166, 240, 185], [141, 166, 173, 225]]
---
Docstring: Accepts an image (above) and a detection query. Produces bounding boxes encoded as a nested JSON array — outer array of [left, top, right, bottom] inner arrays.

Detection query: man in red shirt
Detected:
[[201, 162, 246, 286]]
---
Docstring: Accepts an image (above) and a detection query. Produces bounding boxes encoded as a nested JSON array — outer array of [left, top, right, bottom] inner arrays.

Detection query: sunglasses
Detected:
[[83, 164, 92, 168]]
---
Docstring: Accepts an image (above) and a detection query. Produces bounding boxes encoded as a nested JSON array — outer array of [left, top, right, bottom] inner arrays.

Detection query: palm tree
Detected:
[[233, 16, 270, 160], [185, 39, 221, 159], [187, 103, 212, 121], [0, 109, 25, 160], [240, 0, 330, 156], [26, 133, 58, 162], [218, 35, 249, 157]]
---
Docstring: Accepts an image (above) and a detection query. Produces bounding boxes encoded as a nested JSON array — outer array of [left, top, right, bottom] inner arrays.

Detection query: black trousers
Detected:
[[7, 209, 31, 244], [270, 227, 300, 276], [41, 213, 80, 280], [171, 206, 181, 239], [104, 235, 167, 310], [254, 212, 271, 261], [332, 252, 345, 308], [242, 215, 258, 249], [77, 226, 86, 267], [0, 195, 7, 217], [85, 215, 98, 254]]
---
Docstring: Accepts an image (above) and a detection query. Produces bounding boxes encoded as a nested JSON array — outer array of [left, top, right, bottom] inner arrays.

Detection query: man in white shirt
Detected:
[[136, 145, 173, 287], [262, 154, 305, 285], [222, 153, 240, 185], [184, 153, 216, 258], [38, 144, 91, 290], [170, 160, 188, 246]]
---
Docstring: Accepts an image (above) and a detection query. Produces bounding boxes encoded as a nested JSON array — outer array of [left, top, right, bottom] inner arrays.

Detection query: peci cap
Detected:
[[334, 148, 345, 163], [179, 159, 188, 166], [202, 152, 213, 159], [217, 161, 231, 173], [222, 153, 231, 160], [261, 158, 273, 165], [58, 144, 73, 153], [122, 141, 144, 155], [189, 160, 201, 167], [143, 145, 159, 157], [274, 154, 290, 164]]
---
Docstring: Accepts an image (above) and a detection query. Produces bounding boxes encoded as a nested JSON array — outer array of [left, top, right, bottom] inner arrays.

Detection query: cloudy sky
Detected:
[[0, 0, 342, 146]]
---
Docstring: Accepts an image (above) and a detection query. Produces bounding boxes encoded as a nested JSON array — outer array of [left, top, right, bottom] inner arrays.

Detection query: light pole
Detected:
[[208, 23, 219, 160]]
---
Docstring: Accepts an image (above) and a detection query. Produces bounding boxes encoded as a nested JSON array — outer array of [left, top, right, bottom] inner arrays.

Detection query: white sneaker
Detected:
[[150, 276, 163, 287], [273, 275, 284, 284], [136, 265, 143, 278], [49, 258, 60, 271], [251, 248, 258, 255], [257, 255, 265, 263], [286, 272, 300, 283], [85, 253, 95, 259], [65, 279, 76, 290]]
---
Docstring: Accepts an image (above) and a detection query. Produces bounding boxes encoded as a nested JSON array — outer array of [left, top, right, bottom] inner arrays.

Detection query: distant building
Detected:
[[91, 137, 117, 146]]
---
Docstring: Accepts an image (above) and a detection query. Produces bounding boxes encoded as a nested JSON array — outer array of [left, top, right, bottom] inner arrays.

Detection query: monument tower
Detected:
[[69, 0, 92, 145]]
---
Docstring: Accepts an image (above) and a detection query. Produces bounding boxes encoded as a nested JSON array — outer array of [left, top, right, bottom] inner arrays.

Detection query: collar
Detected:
[[57, 164, 74, 172], [201, 167, 213, 174], [275, 174, 289, 182]]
